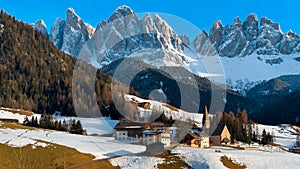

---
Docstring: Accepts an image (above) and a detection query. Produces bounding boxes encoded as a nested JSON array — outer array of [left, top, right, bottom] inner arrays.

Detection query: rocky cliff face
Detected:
[[194, 13, 300, 57], [33, 20, 48, 38], [49, 8, 94, 57], [46, 7, 300, 60], [87, 6, 188, 67], [49, 18, 65, 49]]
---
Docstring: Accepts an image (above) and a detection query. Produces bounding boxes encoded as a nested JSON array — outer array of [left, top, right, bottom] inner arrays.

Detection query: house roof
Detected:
[[114, 121, 165, 130], [114, 121, 147, 130], [199, 132, 210, 137], [211, 124, 227, 136], [161, 130, 172, 134], [142, 130, 155, 134], [187, 132, 199, 138]]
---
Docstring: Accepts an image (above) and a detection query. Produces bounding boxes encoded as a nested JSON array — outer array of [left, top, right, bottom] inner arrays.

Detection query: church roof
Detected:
[[211, 124, 227, 136]]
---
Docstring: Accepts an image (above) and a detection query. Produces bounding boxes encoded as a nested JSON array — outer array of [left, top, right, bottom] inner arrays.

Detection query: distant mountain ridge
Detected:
[[36, 6, 300, 59], [34, 6, 300, 92], [194, 14, 300, 57]]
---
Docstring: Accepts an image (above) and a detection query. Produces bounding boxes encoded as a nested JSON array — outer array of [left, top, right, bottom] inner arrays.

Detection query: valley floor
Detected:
[[1, 109, 300, 169]]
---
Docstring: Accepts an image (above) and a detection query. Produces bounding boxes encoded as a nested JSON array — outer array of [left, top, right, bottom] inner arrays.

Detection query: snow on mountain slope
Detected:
[[33, 19, 48, 38], [219, 54, 300, 91], [125, 95, 205, 125]]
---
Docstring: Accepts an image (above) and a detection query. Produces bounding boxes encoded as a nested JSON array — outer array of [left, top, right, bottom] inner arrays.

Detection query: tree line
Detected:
[[210, 108, 273, 145], [0, 10, 139, 119], [23, 114, 85, 135]]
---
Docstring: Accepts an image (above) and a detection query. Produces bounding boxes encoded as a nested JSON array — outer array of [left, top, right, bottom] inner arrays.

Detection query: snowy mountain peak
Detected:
[[153, 14, 176, 38], [67, 7, 75, 13], [66, 8, 82, 25], [242, 14, 258, 41], [116, 5, 134, 14], [231, 17, 242, 30], [34, 19, 48, 38], [260, 17, 282, 34], [194, 14, 300, 57], [233, 17, 241, 24], [85, 23, 95, 38], [109, 5, 137, 22], [35, 19, 46, 28], [212, 20, 223, 30], [246, 13, 258, 22], [49, 18, 65, 49], [48, 8, 92, 57]]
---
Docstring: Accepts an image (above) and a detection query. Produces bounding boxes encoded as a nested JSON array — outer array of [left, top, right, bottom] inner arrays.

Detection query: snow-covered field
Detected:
[[173, 146, 300, 169], [54, 116, 119, 135], [257, 124, 297, 149], [110, 156, 164, 169], [0, 127, 145, 159], [0, 109, 32, 123], [0, 110, 145, 159], [1, 108, 299, 168]]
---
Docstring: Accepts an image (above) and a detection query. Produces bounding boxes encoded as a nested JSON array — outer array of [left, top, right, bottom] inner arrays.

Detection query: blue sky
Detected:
[[1, 0, 300, 39]]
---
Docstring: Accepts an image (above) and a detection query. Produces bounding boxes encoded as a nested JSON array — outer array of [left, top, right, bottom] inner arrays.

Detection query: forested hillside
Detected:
[[0, 10, 124, 117]]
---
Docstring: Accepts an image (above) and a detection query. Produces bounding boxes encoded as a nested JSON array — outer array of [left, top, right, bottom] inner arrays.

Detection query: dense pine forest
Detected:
[[0, 10, 133, 118]]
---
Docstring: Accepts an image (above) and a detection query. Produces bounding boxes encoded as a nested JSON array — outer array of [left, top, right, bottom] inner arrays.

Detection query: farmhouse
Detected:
[[209, 124, 231, 146], [114, 121, 172, 147], [130, 99, 151, 109], [142, 129, 160, 145], [114, 121, 147, 141], [181, 132, 210, 148]]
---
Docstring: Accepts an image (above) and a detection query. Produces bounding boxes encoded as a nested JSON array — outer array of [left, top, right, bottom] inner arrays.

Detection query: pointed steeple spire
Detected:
[[202, 106, 210, 129]]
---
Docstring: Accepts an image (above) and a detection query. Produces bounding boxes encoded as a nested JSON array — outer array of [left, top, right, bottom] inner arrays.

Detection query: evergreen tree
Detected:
[[261, 129, 267, 145], [76, 120, 83, 131]]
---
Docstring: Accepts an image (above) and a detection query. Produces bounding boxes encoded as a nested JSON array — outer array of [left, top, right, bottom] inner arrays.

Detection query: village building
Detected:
[[142, 129, 160, 145], [181, 132, 210, 148], [191, 124, 201, 133], [160, 129, 172, 147], [114, 121, 147, 141], [130, 98, 151, 109], [209, 124, 231, 146], [199, 133, 210, 148], [168, 127, 177, 141], [114, 120, 171, 147]]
